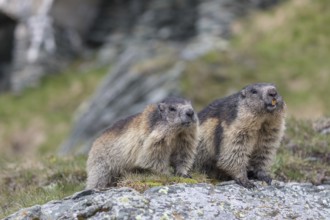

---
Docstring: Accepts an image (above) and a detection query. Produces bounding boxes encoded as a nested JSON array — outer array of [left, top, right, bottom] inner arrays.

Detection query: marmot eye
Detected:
[[251, 89, 258, 94], [169, 106, 177, 112]]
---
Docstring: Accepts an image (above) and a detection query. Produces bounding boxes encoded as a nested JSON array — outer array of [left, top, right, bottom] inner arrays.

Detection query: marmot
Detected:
[[86, 97, 199, 189], [194, 83, 286, 188]]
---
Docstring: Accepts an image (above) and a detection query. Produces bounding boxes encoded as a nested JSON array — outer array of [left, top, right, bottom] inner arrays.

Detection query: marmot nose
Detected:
[[185, 109, 194, 118], [267, 88, 277, 98]]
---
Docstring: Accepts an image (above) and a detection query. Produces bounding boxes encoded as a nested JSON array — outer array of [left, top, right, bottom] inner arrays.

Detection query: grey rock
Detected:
[[0, 11, 16, 92], [5, 181, 330, 219], [0, 0, 101, 93], [313, 117, 330, 135]]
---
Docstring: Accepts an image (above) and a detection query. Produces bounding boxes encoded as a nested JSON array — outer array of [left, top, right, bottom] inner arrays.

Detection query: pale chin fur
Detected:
[[266, 104, 277, 112]]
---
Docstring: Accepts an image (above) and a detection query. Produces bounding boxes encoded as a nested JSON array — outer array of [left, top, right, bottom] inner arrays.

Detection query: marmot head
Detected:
[[240, 83, 284, 114], [157, 97, 198, 128]]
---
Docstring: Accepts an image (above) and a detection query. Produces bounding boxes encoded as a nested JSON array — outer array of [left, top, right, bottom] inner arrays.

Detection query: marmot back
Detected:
[[194, 83, 286, 188], [86, 97, 199, 189]]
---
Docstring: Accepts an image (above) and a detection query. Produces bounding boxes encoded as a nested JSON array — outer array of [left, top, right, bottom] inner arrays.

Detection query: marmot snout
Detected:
[[241, 83, 284, 114]]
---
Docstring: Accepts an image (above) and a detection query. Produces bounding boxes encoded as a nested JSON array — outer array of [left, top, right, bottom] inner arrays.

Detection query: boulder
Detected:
[[5, 181, 330, 219]]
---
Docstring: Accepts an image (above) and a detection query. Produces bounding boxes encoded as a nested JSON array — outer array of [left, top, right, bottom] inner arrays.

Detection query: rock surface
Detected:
[[5, 181, 330, 219], [314, 117, 330, 135]]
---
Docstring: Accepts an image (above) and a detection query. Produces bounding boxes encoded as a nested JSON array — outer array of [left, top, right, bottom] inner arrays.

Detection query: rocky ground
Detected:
[[5, 181, 330, 219]]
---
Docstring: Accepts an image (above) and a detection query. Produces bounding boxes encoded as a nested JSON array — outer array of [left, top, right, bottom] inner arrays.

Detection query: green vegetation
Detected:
[[274, 118, 330, 184], [0, 155, 87, 217], [0, 65, 108, 158], [118, 172, 207, 192], [0, 65, 108, 217], [1, 0, 330, 218]]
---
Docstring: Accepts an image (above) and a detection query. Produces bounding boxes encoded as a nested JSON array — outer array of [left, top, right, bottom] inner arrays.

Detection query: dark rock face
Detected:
[[4, 181, 330, 219], [0, 12, 16, 92]]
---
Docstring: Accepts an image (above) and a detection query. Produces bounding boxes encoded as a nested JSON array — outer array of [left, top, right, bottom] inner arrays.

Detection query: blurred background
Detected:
[[0, 0, 329, 217]]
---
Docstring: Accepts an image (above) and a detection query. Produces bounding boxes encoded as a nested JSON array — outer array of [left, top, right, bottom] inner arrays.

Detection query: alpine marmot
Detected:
[[86, 97, 199, 189], [194, 83, 286, 188]]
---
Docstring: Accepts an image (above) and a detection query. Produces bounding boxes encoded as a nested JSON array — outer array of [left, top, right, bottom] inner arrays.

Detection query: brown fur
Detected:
[[86, 97, 199, 189], [194, 83, 286, 188]]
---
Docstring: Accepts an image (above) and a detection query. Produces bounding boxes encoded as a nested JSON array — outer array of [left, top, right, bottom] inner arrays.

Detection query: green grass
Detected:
[[274, 118, 330, 183], [0, 65, 108, 158], [0, 155, 87, 217]]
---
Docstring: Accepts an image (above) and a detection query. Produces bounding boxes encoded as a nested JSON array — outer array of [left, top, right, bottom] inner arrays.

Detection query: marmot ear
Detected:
[[158, 103, 166, 112], [241, 89, 246, 98]]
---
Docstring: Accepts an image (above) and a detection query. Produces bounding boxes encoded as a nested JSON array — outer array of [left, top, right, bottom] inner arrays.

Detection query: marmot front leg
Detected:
[[86, 163, 114, 189], [232, 168, 256, 189], [136, 132, 172, 175], [217, 143, 256, 189], [137, 151, 171, 175], [249, 122, 283, 185], [248, 144, 277, 185], [171, 138, 197, 178]]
